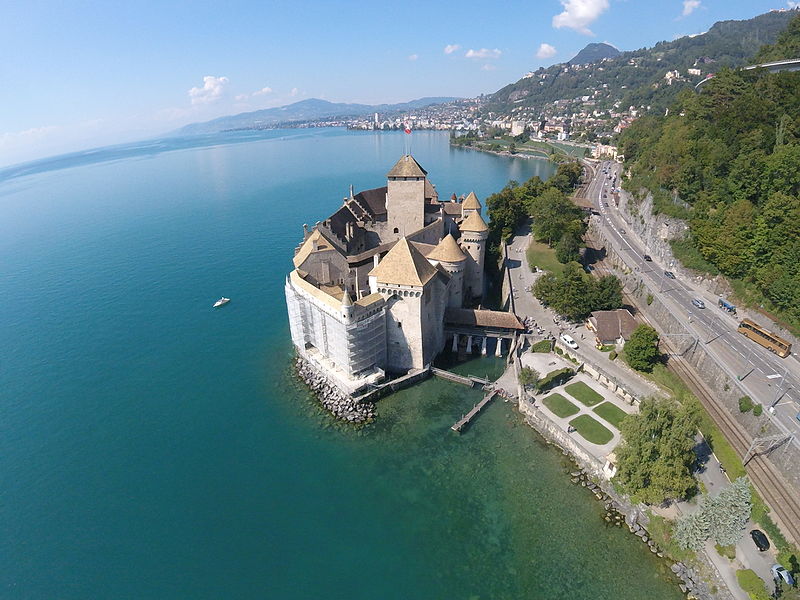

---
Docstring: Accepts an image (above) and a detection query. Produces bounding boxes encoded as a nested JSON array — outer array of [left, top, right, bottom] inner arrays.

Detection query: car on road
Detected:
[[643, 255, 652, 262], [691, 299, 706, 309], [664, 271, 676, 279], [560, 334, 579, 350], [604, 202, 609, 207], [772, 564, 795, 586], [750, 529, 770, 551], [620, 229, 626, 234]]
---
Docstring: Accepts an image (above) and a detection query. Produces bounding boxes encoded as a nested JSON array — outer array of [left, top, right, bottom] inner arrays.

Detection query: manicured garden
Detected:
[[542, 393, 580, 418], [569, 414, 614, 445], [565, 381, 604, 407], [593, 402, 629, 429]]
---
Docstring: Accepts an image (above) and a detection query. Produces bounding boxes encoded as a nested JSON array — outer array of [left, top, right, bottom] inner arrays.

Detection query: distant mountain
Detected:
[[174, 97, 459, 136], [569, 43, 620, 65], [485, 9, 797, 115]]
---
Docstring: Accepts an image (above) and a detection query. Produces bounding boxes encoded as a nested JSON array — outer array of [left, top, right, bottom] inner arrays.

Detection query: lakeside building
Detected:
[[285, 155, 492, 395]]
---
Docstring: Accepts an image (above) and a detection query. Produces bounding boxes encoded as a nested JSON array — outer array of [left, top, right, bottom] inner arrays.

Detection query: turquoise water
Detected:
[[0, 129, 681, 599]]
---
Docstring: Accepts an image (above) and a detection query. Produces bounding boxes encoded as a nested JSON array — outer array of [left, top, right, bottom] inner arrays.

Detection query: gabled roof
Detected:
[[369, 237, 437, 286], [460, 210, 489, 232], [387, 155, 427, 178], [462, 191, 482, 210], [589, 309, 638, 342], [444, 308, 524, 330], [353, 186, 387, 218], [292, 229, 338, 268], [427, 233, 467, 263]]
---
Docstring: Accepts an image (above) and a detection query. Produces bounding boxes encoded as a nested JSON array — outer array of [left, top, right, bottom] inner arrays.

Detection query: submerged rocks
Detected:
[[294, 357, 376, 424]]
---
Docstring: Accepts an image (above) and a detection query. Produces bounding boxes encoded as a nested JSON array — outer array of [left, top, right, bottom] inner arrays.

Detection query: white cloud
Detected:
[[408, 54, 419, 61], [465, 48, 502, 59], [481, 64, 496, 71], [682, 0, 701, 16], [536, 43, 557, 59], [290, 87, 299, 97], [235, 94, 249, 101], [188, 75, 229, 105], [444, 44, 461, 54], [552, 0, 609, 35], [253, 86, 273, 96], [788, 1, 799, 7]]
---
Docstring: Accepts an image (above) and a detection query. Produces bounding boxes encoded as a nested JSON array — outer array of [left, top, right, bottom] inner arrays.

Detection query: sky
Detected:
[[1, 0, 797, 166]]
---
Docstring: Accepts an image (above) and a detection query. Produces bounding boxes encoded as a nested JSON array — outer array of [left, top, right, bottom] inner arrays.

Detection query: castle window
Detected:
[[397, 322, 402, 328], [393, 227, 399, 234]]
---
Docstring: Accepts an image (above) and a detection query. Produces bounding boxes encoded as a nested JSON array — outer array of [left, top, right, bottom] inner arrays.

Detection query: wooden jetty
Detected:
[[451, 391, 496, 433]]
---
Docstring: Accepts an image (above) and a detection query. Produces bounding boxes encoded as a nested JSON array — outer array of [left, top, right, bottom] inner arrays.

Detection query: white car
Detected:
[[560, 334, 579, 350], [772, 564, 795, 586]]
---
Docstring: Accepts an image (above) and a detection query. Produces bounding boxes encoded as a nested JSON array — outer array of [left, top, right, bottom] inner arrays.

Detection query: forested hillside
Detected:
[[617, 14, 800, 327], [485, 10, 796, 116]]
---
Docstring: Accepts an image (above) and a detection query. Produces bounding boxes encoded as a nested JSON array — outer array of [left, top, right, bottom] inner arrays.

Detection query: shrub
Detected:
[[715, 544, 736, 560], [752, 404, 763, 417], [532, 340, 552, 353], [739, 396, 754, 413], [609, 350, 617, 361], [555, 347, 563, 355], [519, 367, 540, 387], [537, 368, 575, 392], [646, 293, 654, 305], [624, 325, 660, 372]]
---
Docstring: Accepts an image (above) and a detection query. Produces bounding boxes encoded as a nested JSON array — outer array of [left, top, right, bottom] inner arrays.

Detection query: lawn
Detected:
[[565, 381, 604, 407], [593, 402, 629, 429], [542, 393, 580, 418], [526, 240, 564, 275], [569, 414, 614, 445]]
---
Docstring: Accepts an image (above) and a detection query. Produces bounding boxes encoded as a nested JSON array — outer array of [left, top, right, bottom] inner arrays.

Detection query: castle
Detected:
[[285, 155, 497, 395]]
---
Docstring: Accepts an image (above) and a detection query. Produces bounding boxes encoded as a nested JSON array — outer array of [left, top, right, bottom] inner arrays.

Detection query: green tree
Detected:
[[675, 509, 711, 551], [555, 232, 581, 263], [592, 275, 624, 311], [519, 367, 540, 388], [614, 398, 699, 504], [624, 325, 660, 372], [707, 477, 752, 546]]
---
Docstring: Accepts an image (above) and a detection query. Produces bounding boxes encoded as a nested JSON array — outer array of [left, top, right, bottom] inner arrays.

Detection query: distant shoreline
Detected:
[[449, 142, 559, 163]]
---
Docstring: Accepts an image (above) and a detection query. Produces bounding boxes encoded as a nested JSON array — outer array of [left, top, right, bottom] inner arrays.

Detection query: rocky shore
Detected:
[[569, 468, 722, 600], [294, 357, 376, 423]]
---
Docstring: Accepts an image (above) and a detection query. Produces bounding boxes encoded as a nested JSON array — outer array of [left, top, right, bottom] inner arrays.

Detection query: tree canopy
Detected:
[[617, 15, 800, 327], [533, 263, 623, 320], [624, 325, 661, 372], [614, 398, 699, 504]]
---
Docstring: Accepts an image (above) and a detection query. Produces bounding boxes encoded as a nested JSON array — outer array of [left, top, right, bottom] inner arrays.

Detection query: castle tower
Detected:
[[426, 233, 467, 308], [459, 211, 489, 302], [368, 237, 447, 372], [386, 155, 427, 239], [461, 191, 482, 218]]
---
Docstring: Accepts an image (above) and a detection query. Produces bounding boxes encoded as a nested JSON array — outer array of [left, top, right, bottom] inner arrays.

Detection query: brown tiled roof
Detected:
[[445, 308, 524, 330], [369, 237, 437, 286], [328, 205, 356, 239], [292, 229, 338, 268], [460, 210, 489, 232], [589, 309, 638, 343], [353, 186, 387, 218], [442, 203, 462, 215], [426, 233, 466, 263], [387, 155, 427, 178]]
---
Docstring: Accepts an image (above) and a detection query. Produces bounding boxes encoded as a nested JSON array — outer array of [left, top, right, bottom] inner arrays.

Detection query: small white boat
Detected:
[[213, 297, 230, 308]]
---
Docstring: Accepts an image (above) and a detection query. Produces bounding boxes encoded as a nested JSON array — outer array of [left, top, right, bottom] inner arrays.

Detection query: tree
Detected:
[[675, 510, 711, 551], [555, 232, 581, 263], [532, 264, 623, 321], [675, 477, 752, 550], [519, 367, 540, 388], [614, 397, 698, 504], [592, 275, 623, 311], [624, 325, 660, 372]]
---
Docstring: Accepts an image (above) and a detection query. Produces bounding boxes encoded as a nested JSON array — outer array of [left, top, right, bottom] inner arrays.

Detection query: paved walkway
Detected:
[[505, 227, 661, 401]]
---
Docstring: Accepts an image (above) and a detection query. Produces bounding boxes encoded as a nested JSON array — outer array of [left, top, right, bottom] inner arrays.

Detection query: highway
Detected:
[[586, 160, 800, 450]]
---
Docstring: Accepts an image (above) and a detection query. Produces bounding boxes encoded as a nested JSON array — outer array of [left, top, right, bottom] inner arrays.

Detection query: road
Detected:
[[587, 160, 800, 450]]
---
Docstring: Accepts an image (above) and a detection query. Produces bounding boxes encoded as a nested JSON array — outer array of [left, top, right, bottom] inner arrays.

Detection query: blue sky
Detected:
[[1, 0, 796, 166]]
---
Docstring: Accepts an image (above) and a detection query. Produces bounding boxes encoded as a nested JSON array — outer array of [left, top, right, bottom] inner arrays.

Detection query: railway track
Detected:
[[584, 230, 800, 545]]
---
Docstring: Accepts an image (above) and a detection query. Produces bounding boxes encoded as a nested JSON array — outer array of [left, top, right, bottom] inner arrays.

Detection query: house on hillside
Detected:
[[586, 309, 638, 346]]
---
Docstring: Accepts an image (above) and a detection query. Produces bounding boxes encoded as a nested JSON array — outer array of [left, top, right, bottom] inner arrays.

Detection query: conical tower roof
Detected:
[[460, 210, 489, 233], [462, 191, 481, 210], [387, 154, 427, 178], [369, 237, 437, 286], [341, 289, 353, 307], [427, 234, 467, 263]]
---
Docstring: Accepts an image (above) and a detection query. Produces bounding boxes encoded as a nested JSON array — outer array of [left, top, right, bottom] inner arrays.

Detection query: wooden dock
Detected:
[[451, 391, 496, 433]]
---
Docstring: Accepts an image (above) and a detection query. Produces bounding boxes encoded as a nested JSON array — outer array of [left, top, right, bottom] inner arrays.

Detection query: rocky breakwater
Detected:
[[569, 469, 721, 600], [294, 357, 376, 423]]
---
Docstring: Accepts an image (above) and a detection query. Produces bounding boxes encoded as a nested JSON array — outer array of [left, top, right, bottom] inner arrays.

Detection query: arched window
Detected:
[[393, 227, 399, 234]]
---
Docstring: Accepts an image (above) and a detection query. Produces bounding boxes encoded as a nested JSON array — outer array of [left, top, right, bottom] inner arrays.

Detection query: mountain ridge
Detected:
[[569, 42, 620, 65], [174, 97, 459, 136]]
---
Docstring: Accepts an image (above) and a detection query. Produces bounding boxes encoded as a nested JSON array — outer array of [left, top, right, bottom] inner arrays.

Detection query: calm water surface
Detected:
[[0, 129, 681, 599]]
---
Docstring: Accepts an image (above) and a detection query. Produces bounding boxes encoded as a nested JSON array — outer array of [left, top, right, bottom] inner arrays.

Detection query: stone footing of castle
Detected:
[[294, 356, 376, 423]]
